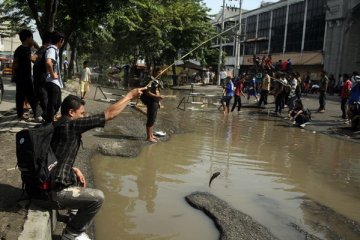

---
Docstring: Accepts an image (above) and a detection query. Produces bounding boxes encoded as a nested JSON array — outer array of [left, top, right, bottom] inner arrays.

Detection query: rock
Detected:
[[97, 140, 141, 157], [185, 192, 279, 240]]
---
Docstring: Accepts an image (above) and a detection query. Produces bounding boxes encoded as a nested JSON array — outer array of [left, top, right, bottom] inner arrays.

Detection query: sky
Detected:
[[202, 0, 280, 14]]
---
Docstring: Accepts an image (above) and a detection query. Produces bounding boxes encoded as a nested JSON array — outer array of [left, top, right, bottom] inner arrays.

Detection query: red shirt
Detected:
[[281, 61, 288, 71], [265, 58, 272, 69], [235, 81, 243, 96], [341, 79, 352, 98]]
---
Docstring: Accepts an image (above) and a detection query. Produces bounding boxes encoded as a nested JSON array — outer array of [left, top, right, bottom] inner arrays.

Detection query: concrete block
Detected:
[[51, 209, 58, 232], [18, 204, 53, 240]]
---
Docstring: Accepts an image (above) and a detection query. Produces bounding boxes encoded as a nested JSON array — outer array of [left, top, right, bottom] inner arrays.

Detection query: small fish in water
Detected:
[[209, 172, 221, 187]]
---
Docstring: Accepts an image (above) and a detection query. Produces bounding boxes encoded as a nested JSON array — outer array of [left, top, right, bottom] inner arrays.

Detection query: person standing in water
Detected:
[[231, 75, 245, 113], [143, 73, 163, 143], [221, 75, 234, 114]]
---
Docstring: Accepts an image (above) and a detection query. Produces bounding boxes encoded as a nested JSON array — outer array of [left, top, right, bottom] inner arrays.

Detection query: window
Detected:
[[258, 12, 270, 38], [245, 42, 255, 55], [270, 7, 287, 53], [256, 12, 271, 54], [286, 2, 305, 52], [304, 0, 325, 51], [257, 41, 269, 54], [245, 15, 257, 40], [224, 46, 234, 57]]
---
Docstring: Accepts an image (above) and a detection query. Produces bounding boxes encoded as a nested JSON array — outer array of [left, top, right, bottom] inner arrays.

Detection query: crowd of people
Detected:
[[12, 29, 65, 123], [221, 71, 311, 127], [12, 30, 96, 124], [220, 54, 360, 128]]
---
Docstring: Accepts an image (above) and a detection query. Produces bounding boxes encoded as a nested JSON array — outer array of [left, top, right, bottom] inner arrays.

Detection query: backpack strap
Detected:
[[46, 46, 58, 62], [52, 116, 68, 128]]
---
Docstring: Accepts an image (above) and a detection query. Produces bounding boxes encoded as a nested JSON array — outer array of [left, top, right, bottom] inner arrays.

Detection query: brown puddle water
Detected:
[[92, 98, 360, 240]]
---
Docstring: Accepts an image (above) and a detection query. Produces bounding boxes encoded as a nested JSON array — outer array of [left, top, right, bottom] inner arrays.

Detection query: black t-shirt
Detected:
[[147, 81, 160, 103], [13, 45, 32, 82]]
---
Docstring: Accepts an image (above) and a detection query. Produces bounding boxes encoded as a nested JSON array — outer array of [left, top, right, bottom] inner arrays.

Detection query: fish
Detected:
[[209, 172, 221, 187]]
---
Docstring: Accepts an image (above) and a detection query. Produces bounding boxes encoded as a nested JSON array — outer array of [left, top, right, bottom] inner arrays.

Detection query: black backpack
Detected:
[[33, 46, 57, 85], [16, 121, 62, 199]]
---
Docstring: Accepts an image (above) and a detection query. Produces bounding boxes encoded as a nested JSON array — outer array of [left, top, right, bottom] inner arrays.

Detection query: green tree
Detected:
[[1, 0, 218, 86], [0, 0, 113, 76], [109, 0, 215, 85], [160, 0, 215, 85], [0, 0, 60, 38]]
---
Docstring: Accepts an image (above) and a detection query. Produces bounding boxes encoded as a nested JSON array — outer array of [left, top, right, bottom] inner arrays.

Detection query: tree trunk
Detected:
[[68, 37, 77, 78], [28, 0, 62, 39], [45, 0, 59, 31]]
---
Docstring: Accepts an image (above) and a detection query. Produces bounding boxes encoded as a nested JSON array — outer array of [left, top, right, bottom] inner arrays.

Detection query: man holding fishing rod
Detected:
[[140, 69, 164, 143], [50, 87, 144, 240]]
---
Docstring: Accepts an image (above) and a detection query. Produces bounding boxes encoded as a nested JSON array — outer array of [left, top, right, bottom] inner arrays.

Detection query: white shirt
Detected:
[[46, 45, 63, 88], [220, 71, 227, 79], [289, 78, 298, 97], [80, 67, 91, 82]]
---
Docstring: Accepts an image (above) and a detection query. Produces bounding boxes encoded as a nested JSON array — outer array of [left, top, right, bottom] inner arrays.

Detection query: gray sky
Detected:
[[203, 0, 280, 14]]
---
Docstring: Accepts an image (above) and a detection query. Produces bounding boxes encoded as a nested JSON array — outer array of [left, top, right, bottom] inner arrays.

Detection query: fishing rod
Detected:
[[136, 23, 241, 114], [144, 22, 241, 88]]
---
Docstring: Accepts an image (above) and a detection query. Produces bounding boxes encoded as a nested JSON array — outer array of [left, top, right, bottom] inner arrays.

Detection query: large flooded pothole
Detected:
[[92, 93, 360, 240]]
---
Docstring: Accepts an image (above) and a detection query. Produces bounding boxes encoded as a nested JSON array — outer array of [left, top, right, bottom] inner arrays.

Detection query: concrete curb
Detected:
[[18, 203, 57, 240]]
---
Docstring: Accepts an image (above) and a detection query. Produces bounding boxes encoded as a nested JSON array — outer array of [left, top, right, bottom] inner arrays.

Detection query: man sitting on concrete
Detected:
[[50, 88, 143, 240]]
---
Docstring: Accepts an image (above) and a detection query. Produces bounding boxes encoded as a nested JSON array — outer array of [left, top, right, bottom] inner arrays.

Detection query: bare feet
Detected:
[[147, 138, 158, 143]]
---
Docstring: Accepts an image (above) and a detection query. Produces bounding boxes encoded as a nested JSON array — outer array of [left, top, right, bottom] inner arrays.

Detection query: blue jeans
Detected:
[[51, 186, 104, 234]]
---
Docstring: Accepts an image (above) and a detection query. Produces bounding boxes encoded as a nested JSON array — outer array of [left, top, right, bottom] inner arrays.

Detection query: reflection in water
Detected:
[[92, 97, 360, 240], [136, 145, 157, 214]]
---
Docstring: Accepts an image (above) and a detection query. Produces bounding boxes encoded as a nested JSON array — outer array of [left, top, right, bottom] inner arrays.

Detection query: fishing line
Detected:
[[137, 23, 240, 117], [147, 22, 241, 83]]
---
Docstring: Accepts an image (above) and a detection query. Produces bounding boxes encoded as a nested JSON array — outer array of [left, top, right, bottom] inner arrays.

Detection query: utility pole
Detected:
[[10, 29, 14, 62], [234, 0, 243, 78], [282, 0, 291, 59], [217, 0, 226, 85]]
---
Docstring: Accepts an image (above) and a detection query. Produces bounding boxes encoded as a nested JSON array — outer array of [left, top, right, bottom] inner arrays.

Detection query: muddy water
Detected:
[[92, 98, 360, 240]]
